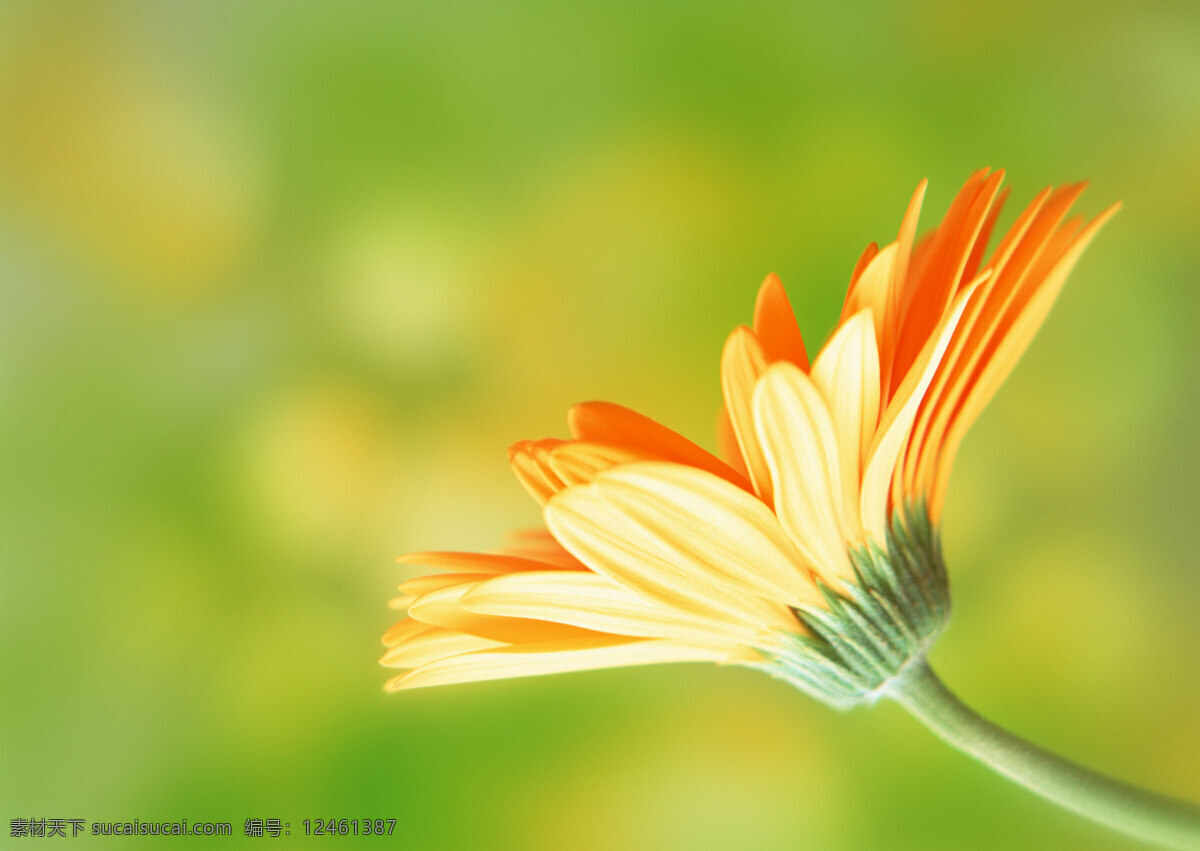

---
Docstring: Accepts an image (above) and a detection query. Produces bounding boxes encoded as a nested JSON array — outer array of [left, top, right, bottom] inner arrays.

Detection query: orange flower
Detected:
[[382, 169, 1118, 698]]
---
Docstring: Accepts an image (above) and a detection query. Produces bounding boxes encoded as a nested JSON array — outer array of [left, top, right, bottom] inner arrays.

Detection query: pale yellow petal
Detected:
[[809, 308, 881, 533], [752, 362, 854, 582], [548, 441, 642, 487], [462, 570, 760, 645], [860, 279, 980, 542], [407, 582, 601, 644], [721, 326, 773, 502], [582, 463, 821, 607], [380, 628, 507, 669], [385, 636, 750, 691], [845, 243, 897, 344], [545, 475, 800, 631], [399, 572, 496, 596], [382, 617, 429, 648]]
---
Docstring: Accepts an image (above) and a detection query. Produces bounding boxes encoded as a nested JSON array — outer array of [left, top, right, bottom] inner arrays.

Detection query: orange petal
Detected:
[[508, 438, 568, 505], [753, 272, 809, 369], [716, 408, 751, 478], [397, 551, 575, 573], [495, 529, 588, 571], [928, 203, 1120, 518], [567, 401, 750, 490], [860, 279, 980, 542]]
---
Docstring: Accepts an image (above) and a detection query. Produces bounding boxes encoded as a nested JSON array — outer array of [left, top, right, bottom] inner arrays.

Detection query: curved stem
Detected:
[[887, 659, 1200, 850]]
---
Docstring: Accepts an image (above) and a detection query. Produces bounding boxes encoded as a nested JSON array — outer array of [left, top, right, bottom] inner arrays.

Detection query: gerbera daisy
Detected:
[[383, 169, 1111, 697], [382, 170, 1200, 847]]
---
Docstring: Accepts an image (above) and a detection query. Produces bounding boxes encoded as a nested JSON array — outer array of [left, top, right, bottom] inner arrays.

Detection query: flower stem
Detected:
[[887, 659, 1200, 850]]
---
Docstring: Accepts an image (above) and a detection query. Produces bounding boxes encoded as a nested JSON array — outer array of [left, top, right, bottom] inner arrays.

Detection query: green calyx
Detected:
[[760, 505, 950, 708]]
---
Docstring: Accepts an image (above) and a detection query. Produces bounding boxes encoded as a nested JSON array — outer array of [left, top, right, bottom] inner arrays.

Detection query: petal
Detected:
[[860, 279, 980, 541], [385, 636, 750, 691], [399, 572, 497, 596], [583, 463, 821, 607], [841, 241, 880, 320], [716, 408, 751, 479], [927, 203, 1120, 518], [844, 242, 897, 345], [891, 169, 1005, 386], [407, 582, 602, 644], [397, 551, 576, 573], [548, 441, 642, 487], [382, 617, 429, 648], [567, 401, 750, 490], [508, 439, 568, 505], [462, 570, 760, 645], [752, 362, 854, 582], [753, 273, 809, 369], [545, 469, 803, 631], [721, 326, 774, 501], [380, 627, 506, 669], [497, 528, 588, 571], [809, 308, 882, 533]]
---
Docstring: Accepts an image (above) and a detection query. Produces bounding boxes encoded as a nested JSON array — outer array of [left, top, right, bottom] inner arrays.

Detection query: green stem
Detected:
[[888, 659, 1200, 850]]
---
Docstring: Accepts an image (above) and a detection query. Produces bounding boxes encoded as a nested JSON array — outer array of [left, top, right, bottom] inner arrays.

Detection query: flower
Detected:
[[381, 169, 1118, 698]]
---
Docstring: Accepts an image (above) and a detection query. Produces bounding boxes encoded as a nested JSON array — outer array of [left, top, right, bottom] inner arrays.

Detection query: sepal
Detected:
[[758, 505, 950, 708]]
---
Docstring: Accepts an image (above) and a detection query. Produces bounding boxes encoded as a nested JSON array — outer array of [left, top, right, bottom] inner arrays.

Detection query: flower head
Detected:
[[382, 169, 1117, 701]]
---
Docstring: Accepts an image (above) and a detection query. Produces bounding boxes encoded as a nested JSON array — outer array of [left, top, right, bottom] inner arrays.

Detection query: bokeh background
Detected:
[[2, 1, 1199, 848]]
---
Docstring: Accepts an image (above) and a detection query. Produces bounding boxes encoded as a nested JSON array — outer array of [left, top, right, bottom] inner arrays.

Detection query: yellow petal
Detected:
[[844, 242, 897, 345], [399, 572, 496, 596], [462, 570, 759, 645], [548, 441, 642, 487], [809, 308, 882, 532], [380, 627, 506, 669], [721, 326, 774, 502], [381, 617, 429, 648], [385, 636, 749, 691], [752, 361, 854, 582], [583, 463, 821, 607], [407, 582, 601, 644], [545, 471, 801, 631], [860, 279, 980, 542]]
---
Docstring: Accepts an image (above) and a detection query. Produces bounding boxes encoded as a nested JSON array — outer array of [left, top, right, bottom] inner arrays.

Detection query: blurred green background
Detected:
[[2, 1, 1198, 848]]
